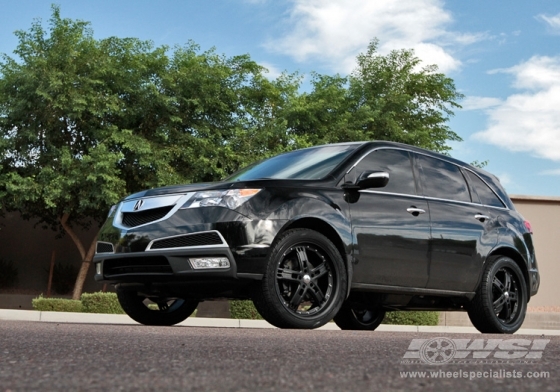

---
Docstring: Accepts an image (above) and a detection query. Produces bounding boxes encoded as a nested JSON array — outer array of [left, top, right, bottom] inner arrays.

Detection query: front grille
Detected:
[[104, 256, 172, 276], [121, 206, 173, 227], [96, 242, 114, 254], [150, 232, 224, 250]]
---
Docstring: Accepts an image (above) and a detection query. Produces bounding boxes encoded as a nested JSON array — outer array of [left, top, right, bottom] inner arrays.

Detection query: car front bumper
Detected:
[[93, 194, 287, 284]]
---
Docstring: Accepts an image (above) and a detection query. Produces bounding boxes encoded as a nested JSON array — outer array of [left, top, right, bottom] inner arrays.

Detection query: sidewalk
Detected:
[[1, 309, 559, 335]]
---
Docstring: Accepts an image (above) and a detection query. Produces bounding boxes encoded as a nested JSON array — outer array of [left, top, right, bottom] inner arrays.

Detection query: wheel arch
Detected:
[[487, 246, 531, 302], [278, 217, 352, 298]]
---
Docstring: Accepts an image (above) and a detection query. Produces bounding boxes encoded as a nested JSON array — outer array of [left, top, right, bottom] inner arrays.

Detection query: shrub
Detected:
[[81, 292, 125, 314], [382, 311, 439, 326], [0, 258, 18, 289], [32, 295, 83, 312], [230, 300, 263, 320]]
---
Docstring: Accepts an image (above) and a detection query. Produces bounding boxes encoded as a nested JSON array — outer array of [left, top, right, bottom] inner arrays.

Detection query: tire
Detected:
[[334, 301, 386, 331], [116, 287, 199, 326], [253, 228, 348, 329], [468, 256, 527, 334]]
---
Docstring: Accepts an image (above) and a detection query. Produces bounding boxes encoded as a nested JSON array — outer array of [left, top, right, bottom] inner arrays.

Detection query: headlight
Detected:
[[107, 204, 118, 217], [180, 189, 261, 210]]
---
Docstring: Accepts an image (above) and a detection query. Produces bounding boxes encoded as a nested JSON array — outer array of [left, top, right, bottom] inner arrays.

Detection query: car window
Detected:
[[355, 149, 416, 195], [465, 170, 505, 208], [417, 155, 471, 202], [224, 144, 360, 181]]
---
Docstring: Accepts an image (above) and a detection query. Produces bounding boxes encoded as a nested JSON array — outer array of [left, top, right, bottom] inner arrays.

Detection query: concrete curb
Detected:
[[1, 309, 560, 335]]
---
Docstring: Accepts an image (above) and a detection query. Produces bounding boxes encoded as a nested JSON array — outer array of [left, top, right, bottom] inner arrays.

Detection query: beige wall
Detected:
[[0, 212, 104, 293], [1, 196, 558, 305], [510, 195, 560, 307]]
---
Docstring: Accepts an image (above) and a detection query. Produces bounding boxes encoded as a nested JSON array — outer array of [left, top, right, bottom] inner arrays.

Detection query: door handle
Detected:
[[407, 207, 426, 216], [474, 214, 490, 222]]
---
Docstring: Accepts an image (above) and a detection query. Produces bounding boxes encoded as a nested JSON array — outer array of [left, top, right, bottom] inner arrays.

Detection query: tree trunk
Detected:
[[71, 236, 98, 300], [60, 213, 99, 300]]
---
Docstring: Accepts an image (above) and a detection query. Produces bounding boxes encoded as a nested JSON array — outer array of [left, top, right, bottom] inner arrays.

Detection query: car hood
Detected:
[[123, 182, 227, 200]]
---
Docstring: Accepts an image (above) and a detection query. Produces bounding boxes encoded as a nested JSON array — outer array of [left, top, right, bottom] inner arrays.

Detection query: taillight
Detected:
[[524, 220, 533, 234]]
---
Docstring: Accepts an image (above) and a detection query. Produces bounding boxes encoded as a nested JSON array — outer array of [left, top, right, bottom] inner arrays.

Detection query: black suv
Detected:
[[93, 141, 539, 333]]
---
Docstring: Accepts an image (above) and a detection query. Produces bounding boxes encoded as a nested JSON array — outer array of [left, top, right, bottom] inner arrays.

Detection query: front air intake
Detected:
[[149, 232, 224, 250], [103, 256, 172, 276]]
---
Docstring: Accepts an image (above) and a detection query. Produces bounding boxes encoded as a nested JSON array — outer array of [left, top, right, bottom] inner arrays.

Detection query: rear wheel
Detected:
[[468, 256, 527, 333], [253, 228, 347, 329], [116, 287, 199, 326], [334, 301, 385, 331]]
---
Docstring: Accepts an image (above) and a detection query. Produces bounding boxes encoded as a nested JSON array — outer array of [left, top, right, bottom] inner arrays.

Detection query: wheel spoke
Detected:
[[504, 270, 512, 292], [277, 267, 301, 283], [311, 261, 329, 279], [493, 276, 505, 292], [308, 284, 326, 305], [295, 246, 311, 271], [509, 291, 518, 302], [503, 301, 512, 320], [289, 284, 307, 308], [493, 294, 506, 313]]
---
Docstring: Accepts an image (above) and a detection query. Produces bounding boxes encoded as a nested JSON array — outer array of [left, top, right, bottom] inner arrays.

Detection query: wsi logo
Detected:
[[402, 337, 550, 365]]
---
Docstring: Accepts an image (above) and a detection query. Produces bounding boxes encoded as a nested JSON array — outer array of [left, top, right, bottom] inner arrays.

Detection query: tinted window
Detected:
[[466, 170, 505, 208], [225, 144, 359, 181], [418, 155, 470, 202], [356, 149, 416, 195]]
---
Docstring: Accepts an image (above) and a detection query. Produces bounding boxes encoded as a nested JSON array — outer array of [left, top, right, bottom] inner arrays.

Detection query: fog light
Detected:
[[189, 257, 230, 269], [95, 263, 102, 275]]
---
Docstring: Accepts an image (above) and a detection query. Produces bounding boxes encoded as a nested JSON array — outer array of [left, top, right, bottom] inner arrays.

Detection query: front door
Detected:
[[348, 148, 430, 288]]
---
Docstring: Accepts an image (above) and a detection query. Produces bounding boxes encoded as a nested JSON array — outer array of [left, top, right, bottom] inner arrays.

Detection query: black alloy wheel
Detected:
[[468, 256, 527, 333], [116, 287, 199, 326], [253, 228, 347, 329], [334, 301, 386, 331]]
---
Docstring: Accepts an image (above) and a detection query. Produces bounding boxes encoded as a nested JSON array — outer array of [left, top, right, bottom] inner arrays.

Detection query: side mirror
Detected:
[[356, 171, 389, 189]]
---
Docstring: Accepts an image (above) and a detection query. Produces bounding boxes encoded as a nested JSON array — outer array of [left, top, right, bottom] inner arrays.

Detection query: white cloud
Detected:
[[540, 168, 560, 176], [264, 0, 478, 74], [537, 13, 560, 33], [496, 172, 513, 188], [473, 56, 560, 162], [461, 96, 503, 111], [259, 62, 283, 79]]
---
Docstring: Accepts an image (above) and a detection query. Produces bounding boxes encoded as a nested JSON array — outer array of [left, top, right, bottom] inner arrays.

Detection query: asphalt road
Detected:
[[0, 320, 558, 391]]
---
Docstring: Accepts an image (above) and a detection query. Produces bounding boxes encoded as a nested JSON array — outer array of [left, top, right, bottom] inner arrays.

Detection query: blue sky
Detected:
[[1, 0, 560, 196]]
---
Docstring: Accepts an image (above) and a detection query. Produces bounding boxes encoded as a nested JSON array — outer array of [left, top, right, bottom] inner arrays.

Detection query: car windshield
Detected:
[[225, 144, 360, 181]]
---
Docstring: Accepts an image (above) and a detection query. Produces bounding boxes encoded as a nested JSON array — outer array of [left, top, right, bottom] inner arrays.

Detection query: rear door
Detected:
[[348, 148, 430, 288], [416, 154, 497, 292]]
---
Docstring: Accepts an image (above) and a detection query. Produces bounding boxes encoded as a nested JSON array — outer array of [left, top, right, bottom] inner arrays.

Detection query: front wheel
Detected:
[[253, 228, 348, 329], [117, 287, 199, 326], [468, 256, 527, 333], [334, 301, 386, 331]]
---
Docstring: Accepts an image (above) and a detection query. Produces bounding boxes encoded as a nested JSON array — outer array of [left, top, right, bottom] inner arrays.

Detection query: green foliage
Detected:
[[32, 294, 83, 312], [0, 258, 18, 289], [287, 39, 463, 153], [81, 292, 124, 314], [382, 311, 439, 326], [470, 160, 489, 169], [229, 300, 263, 320], [50, 262, 78, 295], [0, 6, 303, 227], [0, 8, 464, 298]]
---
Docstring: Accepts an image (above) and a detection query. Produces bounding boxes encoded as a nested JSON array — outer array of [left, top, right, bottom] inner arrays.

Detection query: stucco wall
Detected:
[[0, 212, 104, 293], [0, 195, 558, 305], [510, 195, 560, 307]]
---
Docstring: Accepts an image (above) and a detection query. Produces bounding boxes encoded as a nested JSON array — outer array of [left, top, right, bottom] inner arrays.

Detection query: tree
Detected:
[[0, 6, 298, 299], [0, 9, 464, 300], [287, 39, 463, 153]]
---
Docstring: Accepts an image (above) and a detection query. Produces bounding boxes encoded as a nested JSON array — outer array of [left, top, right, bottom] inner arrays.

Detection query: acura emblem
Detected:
[[133, 199, 144, 211]]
